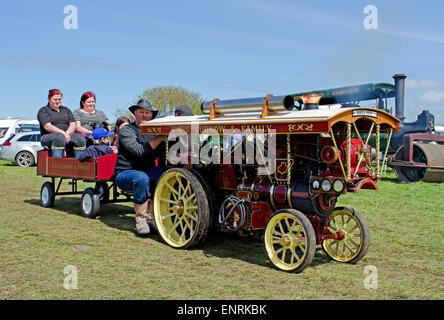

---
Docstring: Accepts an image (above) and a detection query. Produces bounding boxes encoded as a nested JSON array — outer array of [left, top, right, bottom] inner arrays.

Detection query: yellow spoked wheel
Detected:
[[154, 168, 210, 249], [322, 207, 370, 263], [264, 209, 316, 273]]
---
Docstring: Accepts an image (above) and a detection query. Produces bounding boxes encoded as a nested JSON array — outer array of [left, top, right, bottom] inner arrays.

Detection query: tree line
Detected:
[[113, 85, 204, 120]]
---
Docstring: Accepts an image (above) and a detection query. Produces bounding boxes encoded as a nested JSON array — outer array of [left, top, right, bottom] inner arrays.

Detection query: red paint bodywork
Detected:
[[37, 150, 117, 181]]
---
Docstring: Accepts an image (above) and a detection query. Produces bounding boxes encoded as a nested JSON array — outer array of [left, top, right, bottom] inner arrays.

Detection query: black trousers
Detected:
[[41, 132, 86, 149]]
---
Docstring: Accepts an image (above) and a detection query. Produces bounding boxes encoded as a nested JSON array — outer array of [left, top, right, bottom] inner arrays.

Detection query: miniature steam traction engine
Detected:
[[141, 80, 400, 272], [38, 75, 416, 272]]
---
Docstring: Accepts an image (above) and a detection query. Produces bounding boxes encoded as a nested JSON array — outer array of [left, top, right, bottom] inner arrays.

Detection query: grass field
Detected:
[[0, 159, 442, 300]]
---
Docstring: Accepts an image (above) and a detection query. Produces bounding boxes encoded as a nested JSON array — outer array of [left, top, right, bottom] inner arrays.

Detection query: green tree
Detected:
[[135, 85, 204, 116]]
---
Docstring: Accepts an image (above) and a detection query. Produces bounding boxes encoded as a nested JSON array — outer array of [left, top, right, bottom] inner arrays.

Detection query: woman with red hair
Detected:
[[37, 89, 86, 158], [73, 91, 110, 145]]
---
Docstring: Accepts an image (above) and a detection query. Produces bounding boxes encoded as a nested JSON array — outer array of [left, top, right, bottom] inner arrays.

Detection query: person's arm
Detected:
[[75, 120, 92, 135], [38, 108, 63, 134], [65, 108, 78, 136], [66, 121, 77, 135], [118, 126, 151, 157], [149, 135, 166, 150], [73, 110, 92, 135], [43, 122, 67, 135], [119, 126, 166, 158], [78, 147, 92, 162], [42, 122, 71, 143]]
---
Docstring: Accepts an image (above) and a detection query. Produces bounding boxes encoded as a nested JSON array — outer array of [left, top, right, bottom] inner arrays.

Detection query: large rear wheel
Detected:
[[264, 209, 316, 272], [154, 168, 211, 249]]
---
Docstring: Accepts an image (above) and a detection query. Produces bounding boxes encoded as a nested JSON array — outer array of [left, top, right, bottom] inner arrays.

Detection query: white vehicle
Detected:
[[0, 131, 44, 167], [0, 118, 40, 145], [435, 125, 444, 136]]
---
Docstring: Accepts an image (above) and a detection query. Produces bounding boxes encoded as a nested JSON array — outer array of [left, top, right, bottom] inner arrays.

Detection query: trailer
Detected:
[[36, 151, 132, 218]]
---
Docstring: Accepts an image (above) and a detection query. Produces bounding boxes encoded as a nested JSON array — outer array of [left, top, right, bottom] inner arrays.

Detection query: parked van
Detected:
[[0, 119, 39, 145]]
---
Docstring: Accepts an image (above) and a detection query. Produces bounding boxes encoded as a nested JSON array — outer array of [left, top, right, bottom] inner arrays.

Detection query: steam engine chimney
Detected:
[[393, 74, 407, 121], [301, 93, 321, 110]]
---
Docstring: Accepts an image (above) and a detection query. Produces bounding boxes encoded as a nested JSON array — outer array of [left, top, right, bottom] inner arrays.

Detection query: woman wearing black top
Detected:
[[37, 89, 86, 158]]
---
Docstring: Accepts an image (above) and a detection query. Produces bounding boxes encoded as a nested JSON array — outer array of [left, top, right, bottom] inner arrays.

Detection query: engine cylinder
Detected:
[[201, 95, 295, 115]]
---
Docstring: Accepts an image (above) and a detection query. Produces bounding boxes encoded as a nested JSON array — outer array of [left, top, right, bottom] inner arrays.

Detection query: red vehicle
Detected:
[[38, 78, 400, 273], [37, 151, 131, 218], [139, 80, 399, 272]]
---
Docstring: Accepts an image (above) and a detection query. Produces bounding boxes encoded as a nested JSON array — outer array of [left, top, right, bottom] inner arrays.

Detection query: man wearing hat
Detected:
[[114, 100, 166, 235]]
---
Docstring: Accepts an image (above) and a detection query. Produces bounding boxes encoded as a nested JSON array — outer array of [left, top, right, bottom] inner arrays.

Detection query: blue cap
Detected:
[[92, 127, 115, 140]]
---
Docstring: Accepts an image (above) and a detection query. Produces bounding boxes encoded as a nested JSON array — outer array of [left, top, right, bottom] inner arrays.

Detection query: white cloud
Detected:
[[406, 79, 441, 90], [418, 90, 444, 104]]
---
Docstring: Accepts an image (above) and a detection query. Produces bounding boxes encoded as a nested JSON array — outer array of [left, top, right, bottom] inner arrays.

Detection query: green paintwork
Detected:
[[291, 82, 395, 105]]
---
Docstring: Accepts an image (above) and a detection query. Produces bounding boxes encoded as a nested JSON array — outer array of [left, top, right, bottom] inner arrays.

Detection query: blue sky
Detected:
[[1, 0, 444, 124]]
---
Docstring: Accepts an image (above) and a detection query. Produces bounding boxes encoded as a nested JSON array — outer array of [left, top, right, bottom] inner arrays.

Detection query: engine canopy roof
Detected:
[[140, 107, 399, 135]]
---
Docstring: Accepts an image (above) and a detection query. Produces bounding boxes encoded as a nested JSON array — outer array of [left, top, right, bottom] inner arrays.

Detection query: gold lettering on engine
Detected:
[[288, 124, 313, 132]]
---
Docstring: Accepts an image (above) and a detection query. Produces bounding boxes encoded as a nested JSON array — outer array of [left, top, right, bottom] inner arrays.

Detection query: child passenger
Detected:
[[78, 127, 117, 162], [112, 116, 130, 147]]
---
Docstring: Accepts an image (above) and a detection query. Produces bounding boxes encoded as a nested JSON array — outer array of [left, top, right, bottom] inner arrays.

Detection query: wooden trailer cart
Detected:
[[37, 151, 132, 218]]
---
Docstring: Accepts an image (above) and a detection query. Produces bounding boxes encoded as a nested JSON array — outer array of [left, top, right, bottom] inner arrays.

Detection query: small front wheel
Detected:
[[81, 188, 100, 219], [322, 207, 370, 263], [40, 181, 55, 208], [264, 209, 316, 273]]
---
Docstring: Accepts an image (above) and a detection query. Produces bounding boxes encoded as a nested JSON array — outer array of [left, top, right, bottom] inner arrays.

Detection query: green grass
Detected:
[[0, 158, 442, 299]]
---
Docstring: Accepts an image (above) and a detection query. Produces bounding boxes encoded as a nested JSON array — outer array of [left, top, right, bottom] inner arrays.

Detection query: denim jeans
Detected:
[[115, 167, 165, 204]]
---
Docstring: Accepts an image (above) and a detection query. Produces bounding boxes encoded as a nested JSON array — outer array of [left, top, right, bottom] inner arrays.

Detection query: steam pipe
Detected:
[[393, 74, 407, 121], [201, 95, 295, 115]]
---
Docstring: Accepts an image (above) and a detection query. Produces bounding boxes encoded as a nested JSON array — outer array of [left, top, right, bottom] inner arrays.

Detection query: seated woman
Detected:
[[73, 91, 111, 146], [37, 89, 86, 158]]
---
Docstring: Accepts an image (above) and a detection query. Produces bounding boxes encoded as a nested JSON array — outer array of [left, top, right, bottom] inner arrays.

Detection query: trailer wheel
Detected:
[[264, 209, 316, 272], [322, 206, 370, 263], [154, 168, 211, 249], [40, 181, 55, 208], [81, 188, 100, 219]]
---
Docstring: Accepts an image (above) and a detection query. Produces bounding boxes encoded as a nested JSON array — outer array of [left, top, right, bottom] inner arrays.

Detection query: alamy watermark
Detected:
[[62, 4, 377, 32], [363, 5, 378, 30], [167, 127, 277, 174], [63, 265, 78, 289], [64, 5, 78, 30], [363, 265, 378, 289]]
